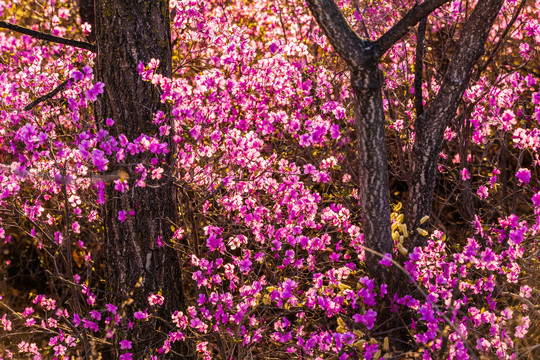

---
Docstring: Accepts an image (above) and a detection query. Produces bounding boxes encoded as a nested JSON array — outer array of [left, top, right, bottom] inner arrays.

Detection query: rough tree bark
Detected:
[[405, 0, 506, 249], [306, 0, 510, 279], [305, 0, 451, 281], [94, 0, 186, 357]]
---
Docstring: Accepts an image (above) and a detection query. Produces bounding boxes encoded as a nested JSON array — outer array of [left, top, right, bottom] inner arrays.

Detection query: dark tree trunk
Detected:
[[405, 0, 506, 250], [351, 65, 393, 282], [94, 0, 185, 357], [305, 0, 450, 280]]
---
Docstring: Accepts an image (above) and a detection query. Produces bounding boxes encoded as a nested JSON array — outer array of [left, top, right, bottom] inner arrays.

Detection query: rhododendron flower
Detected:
[[89, 311, 101, 321], [460, 168, 470, 181], [477, 185, 489, 199], [134, 310, 148, 320], [71, 70, 84, 81], [106, 304, 118, 314], [91, 149, 109, 171], [118, 210, 126, 223], [148, 293, 165, 306], [299, 134, 311, 147], [330, 124, 340, 139], [85, 82, 105, 101], [520, 285, 532, 298], [515, 316, 530, 338], [119, 340, 132, 350], [516, 168, 531, 184], [353, 309, 377, 329], [379, 253, 392, 267]]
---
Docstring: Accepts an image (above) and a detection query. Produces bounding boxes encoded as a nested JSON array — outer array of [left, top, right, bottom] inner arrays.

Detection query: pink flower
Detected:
[[89, 311, 101, 321], [299, 134, 311, 147], [330, 124, 340, 139], [379, 253, 392, 267], [85, 82, 105, 101], [477, 185, 489, 199], [134, 310, 148, 320], [106, 304, 118, 314], [106, 118, 115, 126], [91, 149, 109, 171], [72, 221, 81, 233], [119, 340, 132, 350], [118, 210, 126, 223], [516, 168, 531, 184], [119, 353, 133, 360], [460, 168, 470, 181], [303, 164, 316, 174], [520, 285, 532, 298], [515, 316, 530, 338], [148, 294, 164, 306]]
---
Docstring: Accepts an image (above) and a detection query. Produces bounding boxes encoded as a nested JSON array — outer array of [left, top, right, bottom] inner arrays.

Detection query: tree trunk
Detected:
[[405, 0, 506, 250], [351, 65, 393, 282], [94, 0, 185, 357], [304, 0, 450, 281]]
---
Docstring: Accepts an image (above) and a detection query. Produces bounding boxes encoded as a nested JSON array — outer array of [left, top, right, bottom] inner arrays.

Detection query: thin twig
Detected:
[[24, 80, 69, 111], [0, 21, 95, 52]]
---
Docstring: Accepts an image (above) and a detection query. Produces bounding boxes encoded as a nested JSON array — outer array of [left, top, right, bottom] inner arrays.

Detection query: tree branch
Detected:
[[305, 0, 375, 67], [23, 80, 70, 111], [375, 0, 451, 56], [406, 0, 506, 248], [0, 21, 95, 52], [414, 17, 427, 117]]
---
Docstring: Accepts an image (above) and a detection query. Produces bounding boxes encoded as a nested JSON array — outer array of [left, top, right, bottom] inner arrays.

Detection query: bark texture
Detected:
[[306, 0, 449, 280], [405, 0, 506, 249], [94, 0, 185, 357]]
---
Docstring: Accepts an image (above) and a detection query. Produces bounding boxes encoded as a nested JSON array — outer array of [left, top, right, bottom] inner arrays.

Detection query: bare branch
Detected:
[[305, 0, 375, 67], [23, 80, 70, 111], [0, 21, 95, 52], [414, 17, 427, 117], [406, 0, 506, 248], [475, 0, 526, 78], [375, 0, 451, 56]]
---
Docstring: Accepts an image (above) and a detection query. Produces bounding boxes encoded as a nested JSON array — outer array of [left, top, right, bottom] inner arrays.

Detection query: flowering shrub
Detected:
[[1, 0, 540, 359]]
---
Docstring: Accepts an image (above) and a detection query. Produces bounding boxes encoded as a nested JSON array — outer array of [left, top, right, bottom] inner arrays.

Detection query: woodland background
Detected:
[[1, 0, 540, 359]]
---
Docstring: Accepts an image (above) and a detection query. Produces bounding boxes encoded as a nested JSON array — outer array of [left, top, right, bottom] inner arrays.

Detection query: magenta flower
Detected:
[[71, 70, 84, 81], [148, 293, 164, 306], [477, 185, 489, 199], [299, 134, 311, 147], [85, 82, 105, 101], [330, 124, 340, 139], [89, 311, 101, 321], [134, 310, 148, 320], [119, 340, 132, 350], [516, 168, 531, 184], [379, 253, 392, 267], [460, 168, 470, 181], [118, 210, 126, 223], [269, 42, 279, 53], [239, 258, 252, 273], [91, 149, 109, 171]]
